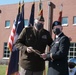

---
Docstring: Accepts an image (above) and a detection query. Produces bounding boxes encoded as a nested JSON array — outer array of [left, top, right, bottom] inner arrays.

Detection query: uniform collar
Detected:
[[56, 32, 62, 38]]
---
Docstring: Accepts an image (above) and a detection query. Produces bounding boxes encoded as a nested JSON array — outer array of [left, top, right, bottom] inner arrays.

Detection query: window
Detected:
[[24, 19, 29, 27], [68, 43, 76, 59], [5, 20, 10, 28], [73, 16, 76, 25], [62, 17, 68, 26], [3, 42, 10, 59]]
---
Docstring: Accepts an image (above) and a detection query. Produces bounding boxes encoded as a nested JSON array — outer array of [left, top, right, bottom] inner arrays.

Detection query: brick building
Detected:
[[0, 0, 76, 64]]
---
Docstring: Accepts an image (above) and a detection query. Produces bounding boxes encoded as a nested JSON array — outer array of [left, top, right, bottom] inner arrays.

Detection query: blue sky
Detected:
[[0, 0, 38, 5]]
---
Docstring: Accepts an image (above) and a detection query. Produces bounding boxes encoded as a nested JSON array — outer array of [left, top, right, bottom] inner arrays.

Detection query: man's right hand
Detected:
[[27, 47, 33, 53]]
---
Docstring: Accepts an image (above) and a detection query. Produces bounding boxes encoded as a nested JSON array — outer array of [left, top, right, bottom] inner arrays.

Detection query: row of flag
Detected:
[[7, 0, 63, 75]]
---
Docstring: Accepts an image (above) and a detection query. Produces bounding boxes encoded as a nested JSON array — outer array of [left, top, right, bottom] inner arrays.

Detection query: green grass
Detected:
[[0, 65, 48, 75], [0, 65, 7, 75]]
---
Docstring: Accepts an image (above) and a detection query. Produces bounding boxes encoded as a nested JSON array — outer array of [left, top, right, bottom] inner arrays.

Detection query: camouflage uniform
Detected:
[[15, 26, 53, 72]]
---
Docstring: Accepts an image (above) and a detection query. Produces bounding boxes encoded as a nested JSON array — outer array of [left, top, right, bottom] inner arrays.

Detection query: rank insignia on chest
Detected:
[[42, 35, 47, 39]]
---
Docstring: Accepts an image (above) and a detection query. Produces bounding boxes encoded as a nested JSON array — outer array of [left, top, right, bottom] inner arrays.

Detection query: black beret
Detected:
[[37, 15, 45, 22], [52, 21, 61, 29]]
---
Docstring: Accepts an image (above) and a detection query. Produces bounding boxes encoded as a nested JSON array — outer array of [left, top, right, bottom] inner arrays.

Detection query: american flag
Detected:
[[6, 1, 24, 75], [8, 2, 21, 51]]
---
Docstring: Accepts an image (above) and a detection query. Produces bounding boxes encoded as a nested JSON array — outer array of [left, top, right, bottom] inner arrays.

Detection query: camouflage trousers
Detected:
[[19, 66, 43, 75]]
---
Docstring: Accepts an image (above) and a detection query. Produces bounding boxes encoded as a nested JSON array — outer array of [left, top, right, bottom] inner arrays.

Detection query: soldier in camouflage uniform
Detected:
[[15, 16, 53, 75]]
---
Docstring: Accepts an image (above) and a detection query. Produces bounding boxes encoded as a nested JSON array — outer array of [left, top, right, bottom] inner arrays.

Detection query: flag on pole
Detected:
[[8, 2, 21, 51], [58, 4, 63, 23], [29, 2, 35, 26], [7, 1, 24, 75], [38, 0, 43, 16]]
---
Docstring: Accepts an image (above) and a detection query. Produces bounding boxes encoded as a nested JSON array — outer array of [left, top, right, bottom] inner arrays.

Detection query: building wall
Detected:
[[0, 4, 18, 60], [0, 0, 76, 60]]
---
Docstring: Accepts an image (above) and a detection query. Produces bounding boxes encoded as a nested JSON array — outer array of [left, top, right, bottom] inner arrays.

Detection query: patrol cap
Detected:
[[34, 16, 45, 24], [52, 21, 61, 29], [37, 15, 45, 22], [68, 58, 76, 64]]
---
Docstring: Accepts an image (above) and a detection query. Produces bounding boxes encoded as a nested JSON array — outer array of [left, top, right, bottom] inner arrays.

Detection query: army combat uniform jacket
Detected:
[[47, 32, 70, 75], [15, 27, 53, 71]]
